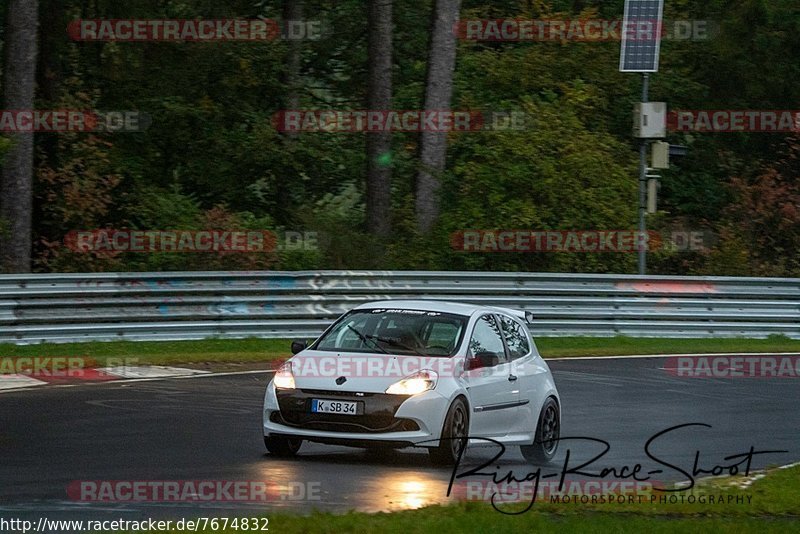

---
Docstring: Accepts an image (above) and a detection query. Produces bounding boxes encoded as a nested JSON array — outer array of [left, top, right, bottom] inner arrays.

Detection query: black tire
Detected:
[[521, 397, 560, 464], [429, 398, 469, 466], [264, 435, 302, 457]]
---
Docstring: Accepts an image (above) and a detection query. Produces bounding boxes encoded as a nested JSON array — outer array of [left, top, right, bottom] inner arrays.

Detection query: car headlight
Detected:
[[385, 370, 438, 395], [273, 362, 296, 389]]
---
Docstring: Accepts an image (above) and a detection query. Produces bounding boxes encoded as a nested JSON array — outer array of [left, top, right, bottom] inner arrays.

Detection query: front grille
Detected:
[[301, 389, 375, 398], [270, 411, 419, 433], [274, 389, 417, 433]]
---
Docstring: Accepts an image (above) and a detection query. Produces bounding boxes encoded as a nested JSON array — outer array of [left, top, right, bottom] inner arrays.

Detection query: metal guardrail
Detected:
[[0, 271, 798, 344]]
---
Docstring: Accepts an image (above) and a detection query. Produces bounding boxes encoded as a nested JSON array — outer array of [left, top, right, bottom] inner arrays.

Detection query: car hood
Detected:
[[285, 349, 457, 393]]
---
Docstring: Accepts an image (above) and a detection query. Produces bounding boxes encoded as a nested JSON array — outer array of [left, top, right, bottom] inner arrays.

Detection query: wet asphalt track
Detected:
[[1, 356, 798, 521]]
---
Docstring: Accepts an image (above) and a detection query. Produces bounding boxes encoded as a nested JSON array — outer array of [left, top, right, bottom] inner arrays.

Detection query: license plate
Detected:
[[311, 399, 359, 415]]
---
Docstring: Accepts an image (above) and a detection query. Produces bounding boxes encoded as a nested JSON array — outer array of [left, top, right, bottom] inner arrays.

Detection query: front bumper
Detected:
[[263, 383, 448, 448]]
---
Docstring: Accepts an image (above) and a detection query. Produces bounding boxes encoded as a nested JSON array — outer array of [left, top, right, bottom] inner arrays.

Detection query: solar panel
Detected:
[[619, 0, 665, 72]]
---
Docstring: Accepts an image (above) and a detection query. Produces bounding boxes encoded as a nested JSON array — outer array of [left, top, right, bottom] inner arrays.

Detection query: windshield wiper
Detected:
[[364, 334, 429, 358], [346, 324, 389, 354]]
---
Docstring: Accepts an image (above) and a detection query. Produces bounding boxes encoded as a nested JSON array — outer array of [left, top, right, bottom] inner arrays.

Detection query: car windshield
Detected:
[[314, 308, 468, 357]]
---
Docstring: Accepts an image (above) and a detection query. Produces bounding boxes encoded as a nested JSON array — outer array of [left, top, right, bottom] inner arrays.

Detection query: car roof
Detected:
[[352, 300, 526, 320]]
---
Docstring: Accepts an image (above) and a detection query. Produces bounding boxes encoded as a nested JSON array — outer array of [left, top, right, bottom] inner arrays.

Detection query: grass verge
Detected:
[[1, 336, 799, 371], [121, 464, 800, 533]]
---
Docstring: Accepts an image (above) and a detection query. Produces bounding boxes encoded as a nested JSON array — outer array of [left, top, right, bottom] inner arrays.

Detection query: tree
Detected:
[[415, 0, 461, 233], [713, 136, 800, 276], [1, 0, 39, 272], [282, 0, 304, 116], [366, 0, 393, 237], [274, 0, 305, 224]]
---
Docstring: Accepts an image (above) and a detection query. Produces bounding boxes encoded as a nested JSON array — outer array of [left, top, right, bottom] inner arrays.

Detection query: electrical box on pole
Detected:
[[633, 103, 667, 138], [647, 179, 659, 214], [651, 141, 670, 169]]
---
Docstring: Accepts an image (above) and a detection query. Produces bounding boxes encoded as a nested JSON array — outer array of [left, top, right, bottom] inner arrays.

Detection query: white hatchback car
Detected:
[[262, 300, 560, 465]]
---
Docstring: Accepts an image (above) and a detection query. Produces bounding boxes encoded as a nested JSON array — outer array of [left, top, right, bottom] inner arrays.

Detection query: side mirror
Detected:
[[466, 351, 500, 370], [291, 339, 308, 355]]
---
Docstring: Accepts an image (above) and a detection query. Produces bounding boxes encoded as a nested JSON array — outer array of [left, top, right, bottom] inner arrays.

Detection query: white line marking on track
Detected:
[[99, 365, 210, 379], [2, 352, 799, 394], [0, 374, 46, 390], [544, 352, 800, 362]]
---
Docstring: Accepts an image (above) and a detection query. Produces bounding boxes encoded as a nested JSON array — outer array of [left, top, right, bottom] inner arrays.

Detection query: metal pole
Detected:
[[638, 73, 649, 275]]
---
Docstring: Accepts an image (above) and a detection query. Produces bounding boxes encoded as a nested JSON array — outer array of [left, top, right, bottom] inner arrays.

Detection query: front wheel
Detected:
[[429, 398, 469, 466], [264, 435, 302, 457], [521, 397, 559, 464]]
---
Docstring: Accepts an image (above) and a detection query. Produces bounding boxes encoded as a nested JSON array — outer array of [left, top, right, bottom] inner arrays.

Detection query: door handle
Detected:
[[508, 374, 518, 382]]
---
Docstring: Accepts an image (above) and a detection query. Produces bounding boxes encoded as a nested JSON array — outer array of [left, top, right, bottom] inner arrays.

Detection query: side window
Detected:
[[468, 314, 507, 363], [499, 315, 530, 360]]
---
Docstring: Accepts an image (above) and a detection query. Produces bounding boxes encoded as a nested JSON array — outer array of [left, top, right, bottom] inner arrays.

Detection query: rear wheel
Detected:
[[264, 435, 302, 457], [521, 398, 559, 464], [429, 398, 469, 466]]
